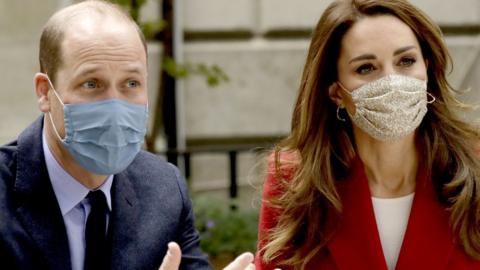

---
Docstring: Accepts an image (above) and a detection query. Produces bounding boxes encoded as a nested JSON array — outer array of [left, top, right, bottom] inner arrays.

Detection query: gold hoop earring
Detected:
[[427, 92, 436, 104], [337, 106, 346, 122]]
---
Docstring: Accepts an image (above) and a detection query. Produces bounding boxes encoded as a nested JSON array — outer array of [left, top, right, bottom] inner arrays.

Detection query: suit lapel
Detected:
[[395, 169, 455, 270], [109, 170, 140, 269], [14, 116, 71, 270], [327, 157, 388, 270]]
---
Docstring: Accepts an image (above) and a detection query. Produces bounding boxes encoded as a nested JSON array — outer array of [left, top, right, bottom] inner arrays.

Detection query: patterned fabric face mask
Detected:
[[339, 74, 431, 141]]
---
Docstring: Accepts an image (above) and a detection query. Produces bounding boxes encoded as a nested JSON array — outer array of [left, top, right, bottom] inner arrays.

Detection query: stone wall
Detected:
[[0, 0, 58, 144]]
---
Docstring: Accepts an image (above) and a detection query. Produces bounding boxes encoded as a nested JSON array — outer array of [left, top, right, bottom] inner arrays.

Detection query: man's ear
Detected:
[[328, 82, 345, 108], [34, 73, 51, 113]]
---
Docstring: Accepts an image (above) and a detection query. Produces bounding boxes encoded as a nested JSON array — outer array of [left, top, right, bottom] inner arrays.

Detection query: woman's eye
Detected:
[[399, 57, 416, 67], [355, 64, 376, 75], [127, 80, 140, 88], [82, 80, 98, 89]]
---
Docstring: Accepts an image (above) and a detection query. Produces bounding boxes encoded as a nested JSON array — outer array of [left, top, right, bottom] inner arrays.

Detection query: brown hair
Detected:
[[39, 0, 147, 85], [261, 0, 480, 268]]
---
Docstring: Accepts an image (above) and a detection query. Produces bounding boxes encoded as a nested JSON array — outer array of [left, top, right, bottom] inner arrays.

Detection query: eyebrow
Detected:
[[393, 45, 416, 56], [74, 64, 146, 78], [75, 66, 101, 77], [348, 45, 417, 64], [123, 66, 145, 75]]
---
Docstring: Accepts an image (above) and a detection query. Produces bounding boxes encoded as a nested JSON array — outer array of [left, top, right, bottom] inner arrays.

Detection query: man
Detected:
[[0, 1, 254, 269]]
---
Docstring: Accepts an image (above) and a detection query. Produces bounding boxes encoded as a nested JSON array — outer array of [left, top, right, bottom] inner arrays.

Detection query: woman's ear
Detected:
[[34, 73, 51, 113], [328, 82, 345, 108]]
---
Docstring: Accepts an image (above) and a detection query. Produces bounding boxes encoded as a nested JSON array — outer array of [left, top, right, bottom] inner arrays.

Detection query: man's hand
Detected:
[[158, 242, 256, 270], [159, 242, 182, 270]]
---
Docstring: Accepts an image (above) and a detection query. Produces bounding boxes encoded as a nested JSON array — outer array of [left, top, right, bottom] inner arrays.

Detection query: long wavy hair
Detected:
[[260, 0, 480, 269]]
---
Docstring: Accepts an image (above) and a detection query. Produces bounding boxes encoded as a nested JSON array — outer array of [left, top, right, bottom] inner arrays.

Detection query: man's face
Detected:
[[48, 16, 148, 138]]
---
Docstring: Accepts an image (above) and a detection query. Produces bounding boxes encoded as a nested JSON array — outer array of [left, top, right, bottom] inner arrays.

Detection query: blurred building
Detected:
[[1, 0, 479, 197]]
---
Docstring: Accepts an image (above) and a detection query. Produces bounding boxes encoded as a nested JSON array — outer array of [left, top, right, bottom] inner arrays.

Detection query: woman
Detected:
[[255, 0, 480, 269]]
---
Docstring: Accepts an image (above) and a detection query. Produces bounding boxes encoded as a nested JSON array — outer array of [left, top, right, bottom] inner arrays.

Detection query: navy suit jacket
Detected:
[[0, 117, 212, 270]]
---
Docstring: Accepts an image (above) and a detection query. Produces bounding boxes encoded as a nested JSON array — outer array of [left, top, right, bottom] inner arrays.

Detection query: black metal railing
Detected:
[[157, 142, 276, 202]]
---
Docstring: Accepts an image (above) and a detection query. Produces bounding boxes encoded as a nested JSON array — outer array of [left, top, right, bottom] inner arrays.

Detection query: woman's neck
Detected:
[[354, 128, 418, 198]]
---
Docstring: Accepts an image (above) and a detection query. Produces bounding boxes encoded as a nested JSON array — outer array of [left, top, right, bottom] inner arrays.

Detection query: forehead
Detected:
[[60, 16, 146, 71], [340, 14, 420, 57]]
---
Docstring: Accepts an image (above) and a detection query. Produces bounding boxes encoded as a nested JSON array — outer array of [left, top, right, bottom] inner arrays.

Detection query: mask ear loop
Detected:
[[335, 82, 351, 122], [427, 92, 436, 104], [43, 74, 66, 142], [337, 81, 352, 95], [48, 112, 65, 142], [45, 76, 65, 107]]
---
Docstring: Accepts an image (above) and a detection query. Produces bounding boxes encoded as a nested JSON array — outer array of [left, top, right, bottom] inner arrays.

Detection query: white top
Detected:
[[42, 130, 113, 270], [372, 193, 414, 270]]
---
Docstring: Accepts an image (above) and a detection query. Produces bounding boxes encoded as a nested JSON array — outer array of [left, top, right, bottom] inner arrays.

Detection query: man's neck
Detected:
[[43, 117, 108, 189]]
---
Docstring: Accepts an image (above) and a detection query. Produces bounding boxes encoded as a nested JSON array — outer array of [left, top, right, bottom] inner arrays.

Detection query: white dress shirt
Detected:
[[372, 193, 415, 270], [42, 131, 113, 270]]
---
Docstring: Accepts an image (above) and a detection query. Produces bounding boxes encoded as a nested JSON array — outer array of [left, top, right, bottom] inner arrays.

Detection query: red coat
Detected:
[[255, 157, 480, 269]]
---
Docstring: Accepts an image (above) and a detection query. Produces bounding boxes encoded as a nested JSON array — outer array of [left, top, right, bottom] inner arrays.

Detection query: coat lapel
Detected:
[[395, 169, 455, 270], [109, 170, 140, 269], [14, 116, 71, 270], [327, 157, 388, 270], [326, 156, 456, 270]]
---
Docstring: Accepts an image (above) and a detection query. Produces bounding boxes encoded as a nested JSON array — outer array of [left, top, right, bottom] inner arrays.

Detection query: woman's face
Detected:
[[330, 14, 428, 115]]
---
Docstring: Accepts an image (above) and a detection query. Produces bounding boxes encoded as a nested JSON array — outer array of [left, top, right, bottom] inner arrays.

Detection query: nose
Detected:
[[381, 63, 396, 77], [102, 87, 120, 100]]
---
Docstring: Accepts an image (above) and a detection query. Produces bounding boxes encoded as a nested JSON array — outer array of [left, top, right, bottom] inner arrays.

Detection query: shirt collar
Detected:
[[42, 129, 113, 216]]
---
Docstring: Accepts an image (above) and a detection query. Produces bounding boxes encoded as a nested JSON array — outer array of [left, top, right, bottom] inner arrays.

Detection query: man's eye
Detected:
[[82, 80, 98, 89], [356, 64, 375, 75], [399, 57, 416, 67], [127, 80, 140, 88]]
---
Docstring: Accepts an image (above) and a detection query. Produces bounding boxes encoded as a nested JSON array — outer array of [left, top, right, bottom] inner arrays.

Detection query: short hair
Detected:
[[39, 0, 147, 85]]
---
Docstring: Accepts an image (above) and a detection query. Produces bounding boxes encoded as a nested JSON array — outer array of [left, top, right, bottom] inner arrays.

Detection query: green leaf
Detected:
[[193, 196, 259, 257], [162, 57, 189, 78], [141, 20, 166, 39]]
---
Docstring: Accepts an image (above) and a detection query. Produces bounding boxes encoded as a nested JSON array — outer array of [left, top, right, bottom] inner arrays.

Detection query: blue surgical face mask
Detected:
[[45, 76, 148, 175]]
